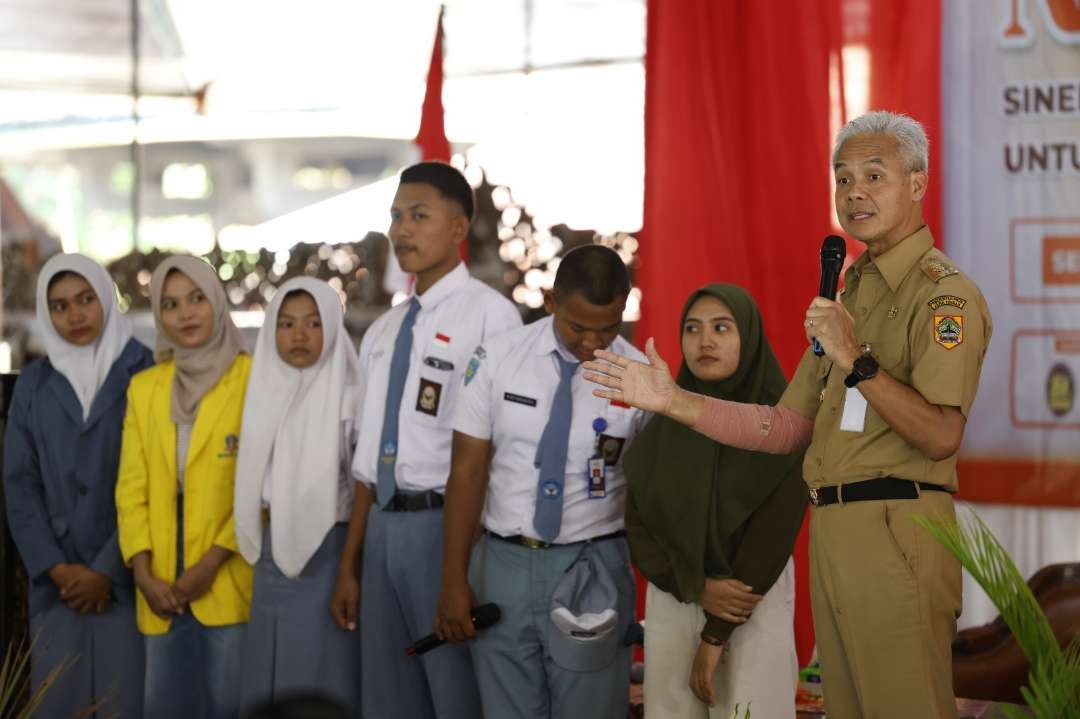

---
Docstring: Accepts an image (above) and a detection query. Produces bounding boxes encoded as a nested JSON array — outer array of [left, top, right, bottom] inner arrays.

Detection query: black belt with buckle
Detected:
[[483, 529, 626, 550], [383, 490, 445, 512], [808, 477, 951, 507]]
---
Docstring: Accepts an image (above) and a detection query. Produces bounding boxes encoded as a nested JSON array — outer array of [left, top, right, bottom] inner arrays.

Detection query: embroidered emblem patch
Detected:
[[218, 434, 240, 459], [464, 355, 482, 385], [887, 305, 900, 319], [416, 378, 442, 416], [928, 295, 968, 311], [542, 481, 561, 498], [933, 315, 964, 350], [381, 441, 396, 464]]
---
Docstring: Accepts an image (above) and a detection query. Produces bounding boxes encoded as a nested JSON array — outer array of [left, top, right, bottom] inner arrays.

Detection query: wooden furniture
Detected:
[[952, 562, 1080, 704]]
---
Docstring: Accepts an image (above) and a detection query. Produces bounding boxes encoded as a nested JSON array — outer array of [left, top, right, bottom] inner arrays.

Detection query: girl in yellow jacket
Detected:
[[116, 255, 253, 719]]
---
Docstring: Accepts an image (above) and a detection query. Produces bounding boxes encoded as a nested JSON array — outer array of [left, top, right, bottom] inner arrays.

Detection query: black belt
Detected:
[[484, 529, 626, 550], [383, 490, 445, 512], [808, 477, 951, 507]]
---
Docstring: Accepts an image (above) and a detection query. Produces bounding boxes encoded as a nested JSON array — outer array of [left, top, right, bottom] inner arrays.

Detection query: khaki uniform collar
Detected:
[[848, 225, 934, 292]]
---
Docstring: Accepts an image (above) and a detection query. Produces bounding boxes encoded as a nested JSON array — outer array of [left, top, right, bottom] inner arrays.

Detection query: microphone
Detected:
[[407, 603, 501, 657], [812, 235, 847, 357]]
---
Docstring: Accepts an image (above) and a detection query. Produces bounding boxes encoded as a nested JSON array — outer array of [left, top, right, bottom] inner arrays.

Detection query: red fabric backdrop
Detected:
[[639, 0, 843, 667], [865, 0, 943, 249]]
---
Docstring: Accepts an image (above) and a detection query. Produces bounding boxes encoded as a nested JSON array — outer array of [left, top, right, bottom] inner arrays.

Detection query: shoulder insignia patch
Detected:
[[928, 295, 968, 311], [933, 315, 964, 350], [464, 348, 484, 386], [922, 259, 960, 283]]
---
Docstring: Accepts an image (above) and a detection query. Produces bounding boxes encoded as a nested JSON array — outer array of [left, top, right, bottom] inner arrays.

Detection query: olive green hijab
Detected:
[[623, 283, 802, 602]]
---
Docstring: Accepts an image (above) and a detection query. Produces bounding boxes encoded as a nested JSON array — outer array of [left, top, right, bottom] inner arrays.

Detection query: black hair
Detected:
[[552, 244, 630, 306], [399, 161, 475, 220], [46, 270, 83, 295]]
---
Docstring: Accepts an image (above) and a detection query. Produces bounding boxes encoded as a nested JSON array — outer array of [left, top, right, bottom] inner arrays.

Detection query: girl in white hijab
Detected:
[[235, 277, 363, 711], [4, 253, 153, 718]]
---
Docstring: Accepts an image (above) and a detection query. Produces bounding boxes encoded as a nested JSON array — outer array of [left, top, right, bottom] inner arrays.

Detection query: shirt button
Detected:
[[78, 485, 89, 496], [815, 457, 823, 466], [859, 307, 868, 315]]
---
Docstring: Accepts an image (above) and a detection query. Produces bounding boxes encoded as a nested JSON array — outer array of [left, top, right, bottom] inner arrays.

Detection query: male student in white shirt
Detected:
[[434, 244, 648, 719], [330, 161, 522, 719]]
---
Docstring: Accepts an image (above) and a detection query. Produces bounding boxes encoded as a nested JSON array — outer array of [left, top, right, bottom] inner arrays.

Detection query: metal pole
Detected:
[[130, 0, 141, 252]]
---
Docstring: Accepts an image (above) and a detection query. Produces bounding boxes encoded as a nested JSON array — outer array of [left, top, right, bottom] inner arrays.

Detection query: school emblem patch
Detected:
[[933, 315, 964, 350], [416, 378, 442, 416], [464, 355, 482, 386], [218, 434, 240, 458]]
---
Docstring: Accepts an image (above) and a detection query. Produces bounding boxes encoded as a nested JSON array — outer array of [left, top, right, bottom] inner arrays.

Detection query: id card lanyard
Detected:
[[586, 416, 608, 499]]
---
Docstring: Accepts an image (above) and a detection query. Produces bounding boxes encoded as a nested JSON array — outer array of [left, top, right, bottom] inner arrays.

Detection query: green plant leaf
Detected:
[[915, 511, 1080, 717]]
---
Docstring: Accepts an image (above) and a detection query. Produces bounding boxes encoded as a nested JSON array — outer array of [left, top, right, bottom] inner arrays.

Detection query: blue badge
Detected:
[[592, 417, 608, 435], [542, 481, 561, 498], [464, 355, 482, 385], [381, 441, 397, 463]]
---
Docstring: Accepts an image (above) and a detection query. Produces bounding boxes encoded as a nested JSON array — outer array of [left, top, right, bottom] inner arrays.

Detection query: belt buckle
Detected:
[[809, 487, 821, 506], [521, 536, 546, 550]]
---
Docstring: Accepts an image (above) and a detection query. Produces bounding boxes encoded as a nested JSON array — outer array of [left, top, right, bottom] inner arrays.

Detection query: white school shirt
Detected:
[[353, 263, 522, 493], [453, 316, 649, 544]]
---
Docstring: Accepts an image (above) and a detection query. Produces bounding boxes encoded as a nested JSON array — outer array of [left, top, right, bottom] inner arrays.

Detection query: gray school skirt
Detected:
[[239, 523, 361, 713]]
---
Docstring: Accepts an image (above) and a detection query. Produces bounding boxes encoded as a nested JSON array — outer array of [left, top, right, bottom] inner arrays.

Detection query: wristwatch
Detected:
[[844, 353, 879, 388]]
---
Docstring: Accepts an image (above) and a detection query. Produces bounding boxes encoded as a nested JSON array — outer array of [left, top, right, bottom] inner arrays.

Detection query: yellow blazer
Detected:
[[116, 353, 254, 635]]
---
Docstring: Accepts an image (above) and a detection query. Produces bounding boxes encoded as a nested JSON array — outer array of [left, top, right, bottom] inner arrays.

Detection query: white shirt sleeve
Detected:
[[452, 345, 496, 441], [351, 322, 380, 485], [482, 297, 523, 341]]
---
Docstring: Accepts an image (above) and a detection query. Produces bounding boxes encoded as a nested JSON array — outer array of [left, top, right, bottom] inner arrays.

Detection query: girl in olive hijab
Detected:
[[623, 284, 806, 718]]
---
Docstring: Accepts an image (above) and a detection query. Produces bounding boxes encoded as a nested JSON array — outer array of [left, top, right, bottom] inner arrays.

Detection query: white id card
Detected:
[[840, 387, 868, 432]]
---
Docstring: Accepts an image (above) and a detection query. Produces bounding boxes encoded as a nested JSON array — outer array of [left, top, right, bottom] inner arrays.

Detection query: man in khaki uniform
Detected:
[[582, 111, 992, 719]]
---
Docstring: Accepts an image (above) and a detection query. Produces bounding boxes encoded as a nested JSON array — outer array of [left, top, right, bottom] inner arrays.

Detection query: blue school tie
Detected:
[[377, 298, 421, 508], [533, 352, 578, 542]]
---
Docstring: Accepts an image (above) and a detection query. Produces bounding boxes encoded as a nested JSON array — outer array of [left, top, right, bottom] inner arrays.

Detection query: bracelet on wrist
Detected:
[[700, 633, 725, 647]]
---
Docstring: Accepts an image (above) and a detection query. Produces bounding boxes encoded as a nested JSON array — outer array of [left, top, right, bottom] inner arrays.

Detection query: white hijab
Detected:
[[235, 277, 363, 578], [36, 253, 134, 421]]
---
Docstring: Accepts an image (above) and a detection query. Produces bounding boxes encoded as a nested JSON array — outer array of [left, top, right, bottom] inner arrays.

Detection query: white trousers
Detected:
[[643, 558, 798, 719]]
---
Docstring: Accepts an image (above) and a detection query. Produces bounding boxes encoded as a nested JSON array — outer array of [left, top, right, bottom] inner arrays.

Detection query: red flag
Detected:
[[415, 7, 464, 262], [416, 7, 451, 162]]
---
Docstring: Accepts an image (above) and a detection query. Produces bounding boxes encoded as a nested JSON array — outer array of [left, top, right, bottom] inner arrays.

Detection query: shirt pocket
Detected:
[[867, 338, 908, 381]]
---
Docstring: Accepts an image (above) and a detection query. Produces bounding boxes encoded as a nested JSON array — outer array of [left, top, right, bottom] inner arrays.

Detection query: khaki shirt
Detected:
[[780, 226, 992, 491]]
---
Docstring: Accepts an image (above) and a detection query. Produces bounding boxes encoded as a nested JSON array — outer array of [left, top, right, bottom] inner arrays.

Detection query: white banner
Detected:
[[944, 0, 1080, 465]]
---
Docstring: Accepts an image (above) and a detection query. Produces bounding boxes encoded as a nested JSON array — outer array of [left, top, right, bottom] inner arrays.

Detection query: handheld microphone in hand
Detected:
[[812, 235, 847, 357], [406, 603, 501, 657]]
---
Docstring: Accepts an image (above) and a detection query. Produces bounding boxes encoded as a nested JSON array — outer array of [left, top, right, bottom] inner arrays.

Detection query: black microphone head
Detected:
[[471, 603, 501, 630], [820, 234, 846, 263]]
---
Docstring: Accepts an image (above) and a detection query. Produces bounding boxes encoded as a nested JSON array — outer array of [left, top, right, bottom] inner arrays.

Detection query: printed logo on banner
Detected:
[[1000, 0, 1080, 48], [1011, 330, 1080, 429], [1047, 363, 1075, 417]]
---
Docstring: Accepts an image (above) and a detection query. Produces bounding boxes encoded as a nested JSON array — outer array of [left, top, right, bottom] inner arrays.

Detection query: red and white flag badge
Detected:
[[434, 332, 452, 347], [609, 399, 631, 409]]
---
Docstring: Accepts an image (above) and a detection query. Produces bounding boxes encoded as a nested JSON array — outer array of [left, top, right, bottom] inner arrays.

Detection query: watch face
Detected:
[[854, 355, 878, 378]]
